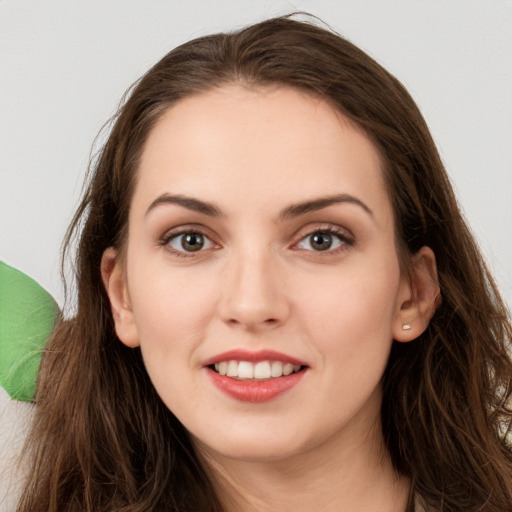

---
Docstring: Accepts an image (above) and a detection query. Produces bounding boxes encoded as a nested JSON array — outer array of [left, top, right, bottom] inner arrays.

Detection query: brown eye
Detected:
[[169, 232, 212, 253], [296, 230, 348, 252], [310, 232, 333, 251]]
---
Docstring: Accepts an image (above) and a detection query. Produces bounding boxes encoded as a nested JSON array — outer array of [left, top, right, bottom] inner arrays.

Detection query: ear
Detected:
[[101, 248, 140, 348], [393, 246, 440, 343]]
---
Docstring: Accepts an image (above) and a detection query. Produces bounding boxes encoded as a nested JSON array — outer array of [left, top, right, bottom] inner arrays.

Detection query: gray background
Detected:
[[1, 0, 511, 308]]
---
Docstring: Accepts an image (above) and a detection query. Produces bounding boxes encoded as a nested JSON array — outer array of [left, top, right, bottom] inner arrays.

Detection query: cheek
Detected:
[[303, 277, 397, 328], [127, 260, 219, 361], [294, 253, 401, 361], [126, 262, 222, 413]]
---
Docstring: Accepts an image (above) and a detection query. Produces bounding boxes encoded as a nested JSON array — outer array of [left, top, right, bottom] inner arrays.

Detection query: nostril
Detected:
[[225, 316, 279, 330]]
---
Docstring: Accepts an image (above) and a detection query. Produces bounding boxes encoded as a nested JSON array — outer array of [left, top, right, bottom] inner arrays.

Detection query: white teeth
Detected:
[[283, 363, 294, 376], [213, 360, 303, 380], [218, 361, 228, 376], [227, 360, 238, 377], [254, 361, 271, 380], [271, 361, 283, 377], [238, 361, 254, 379]]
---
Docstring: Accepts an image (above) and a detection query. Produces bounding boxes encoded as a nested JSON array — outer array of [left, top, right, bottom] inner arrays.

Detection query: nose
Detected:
[[218, 250, 290, 332]]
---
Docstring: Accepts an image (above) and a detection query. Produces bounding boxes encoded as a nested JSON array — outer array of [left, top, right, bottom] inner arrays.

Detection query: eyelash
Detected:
[[160, 229, 218, 258], [293, 226, 354, 254], [159, 225, 354, 258]]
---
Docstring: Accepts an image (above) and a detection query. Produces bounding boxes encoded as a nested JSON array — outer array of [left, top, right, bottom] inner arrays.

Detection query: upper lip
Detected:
[[202, 349, 307, 367]]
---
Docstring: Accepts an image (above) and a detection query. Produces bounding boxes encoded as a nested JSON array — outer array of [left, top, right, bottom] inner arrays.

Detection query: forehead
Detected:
[[133, 84, 391, 222]]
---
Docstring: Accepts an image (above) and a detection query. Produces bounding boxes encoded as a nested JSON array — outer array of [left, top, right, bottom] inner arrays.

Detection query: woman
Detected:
[[18, 15, 512, 512]]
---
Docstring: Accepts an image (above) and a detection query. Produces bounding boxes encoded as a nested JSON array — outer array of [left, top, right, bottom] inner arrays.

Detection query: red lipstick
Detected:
[[207, 370, 305, 402], [203, 349, 308, 403]]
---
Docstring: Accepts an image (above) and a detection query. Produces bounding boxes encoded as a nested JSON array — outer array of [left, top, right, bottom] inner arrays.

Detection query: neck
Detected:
[[196, 416, 410, 512]]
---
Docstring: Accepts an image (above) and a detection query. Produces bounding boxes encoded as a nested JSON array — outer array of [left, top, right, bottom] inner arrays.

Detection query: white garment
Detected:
[[0, 386, 33, 512]]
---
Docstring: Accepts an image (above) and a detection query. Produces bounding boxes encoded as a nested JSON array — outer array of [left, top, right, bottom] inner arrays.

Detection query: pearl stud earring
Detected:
[[402, 324, 411, 330]]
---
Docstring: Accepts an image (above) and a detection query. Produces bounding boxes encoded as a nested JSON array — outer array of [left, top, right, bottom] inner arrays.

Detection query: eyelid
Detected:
[[290, 223, 355, 252], [158, 222, 354, 257], [159, 225, 221, 257]]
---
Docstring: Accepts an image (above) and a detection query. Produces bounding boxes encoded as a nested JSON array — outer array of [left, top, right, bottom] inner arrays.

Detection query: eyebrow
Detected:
[[145, 192, 373, 219], [146, 194, 222, 217], [278, 194, 373, 220]]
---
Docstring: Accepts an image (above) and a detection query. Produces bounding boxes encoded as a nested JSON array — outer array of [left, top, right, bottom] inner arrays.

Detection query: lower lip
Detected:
[[206, 368, 306, 403]]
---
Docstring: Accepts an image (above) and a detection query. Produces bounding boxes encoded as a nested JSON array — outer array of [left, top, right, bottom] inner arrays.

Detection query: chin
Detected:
[[190, 421, 328, 465]]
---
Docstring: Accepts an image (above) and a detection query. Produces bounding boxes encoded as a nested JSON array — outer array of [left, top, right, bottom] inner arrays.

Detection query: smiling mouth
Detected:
[[210, 360, 305, 380]]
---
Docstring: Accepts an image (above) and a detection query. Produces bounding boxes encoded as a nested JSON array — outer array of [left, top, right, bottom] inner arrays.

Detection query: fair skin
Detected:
[[102, 84, 438, 511]]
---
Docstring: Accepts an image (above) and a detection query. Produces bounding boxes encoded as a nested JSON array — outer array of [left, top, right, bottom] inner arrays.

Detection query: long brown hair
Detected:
[[19, 14, 512, 512]]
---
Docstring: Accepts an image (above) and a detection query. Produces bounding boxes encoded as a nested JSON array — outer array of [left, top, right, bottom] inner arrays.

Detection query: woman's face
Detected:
[[107, 85, 415, 462]]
